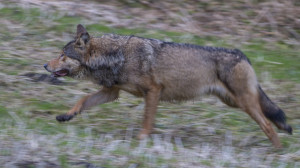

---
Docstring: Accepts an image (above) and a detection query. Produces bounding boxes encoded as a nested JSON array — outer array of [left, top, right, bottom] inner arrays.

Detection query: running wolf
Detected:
[[44, 24, 292, 147]]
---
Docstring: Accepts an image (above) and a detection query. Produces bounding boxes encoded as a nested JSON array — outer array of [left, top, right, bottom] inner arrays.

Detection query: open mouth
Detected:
[[52, 69, 69, 77]]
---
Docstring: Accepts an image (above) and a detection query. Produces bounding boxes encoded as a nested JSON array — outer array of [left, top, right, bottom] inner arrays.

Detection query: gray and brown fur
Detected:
[[44, 24, 292, 148]]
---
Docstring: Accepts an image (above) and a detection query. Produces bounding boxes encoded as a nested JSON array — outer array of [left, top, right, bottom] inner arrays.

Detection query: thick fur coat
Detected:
[[44, 24, 292, 148]]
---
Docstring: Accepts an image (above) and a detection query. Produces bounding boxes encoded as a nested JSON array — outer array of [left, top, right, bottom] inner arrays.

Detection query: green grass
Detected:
[[27, 99, 68, 111], [0, 7, 40, 22], [59, 154, 69, 168], [0, 105, 9, 118], [51, 16, 83, 34], [0, 58, 31, 66], [243, 41, 300, 82]]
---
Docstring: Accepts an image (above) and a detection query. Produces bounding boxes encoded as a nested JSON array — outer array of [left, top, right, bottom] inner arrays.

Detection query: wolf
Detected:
[[44, 24, 292, 147]]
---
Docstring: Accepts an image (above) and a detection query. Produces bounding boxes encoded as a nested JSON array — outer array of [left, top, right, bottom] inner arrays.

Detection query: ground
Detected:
[[0, 0, 299, 167]]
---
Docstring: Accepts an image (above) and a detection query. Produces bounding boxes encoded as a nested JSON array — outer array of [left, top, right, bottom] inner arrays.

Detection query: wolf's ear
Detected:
[[76, 24, 90, 44]]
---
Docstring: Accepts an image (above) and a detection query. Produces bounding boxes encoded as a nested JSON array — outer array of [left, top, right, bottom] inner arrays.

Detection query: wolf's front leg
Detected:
[[138, 84, 162, 139], [56, 87, 119, 122]]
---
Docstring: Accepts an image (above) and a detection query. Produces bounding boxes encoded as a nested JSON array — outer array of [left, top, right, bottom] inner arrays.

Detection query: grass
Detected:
[[0, 105, 9, 118], [243, 41, 300, 82], [0, 7, 40, 23], [0, 2, 299, 168]]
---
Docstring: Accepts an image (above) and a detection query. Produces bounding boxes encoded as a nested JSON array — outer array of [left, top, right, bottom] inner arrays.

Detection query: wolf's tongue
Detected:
[[55, 69, 68, 77]]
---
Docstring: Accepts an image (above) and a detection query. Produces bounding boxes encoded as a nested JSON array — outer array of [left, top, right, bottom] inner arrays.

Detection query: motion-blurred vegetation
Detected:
[[0, 0, 299, 167]]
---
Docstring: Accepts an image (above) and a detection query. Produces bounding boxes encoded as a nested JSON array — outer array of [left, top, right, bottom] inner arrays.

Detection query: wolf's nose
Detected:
[[44, 63, 48, 69]]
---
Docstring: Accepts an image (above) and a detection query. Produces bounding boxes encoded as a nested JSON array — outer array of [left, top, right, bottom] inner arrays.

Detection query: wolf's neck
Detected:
[[74, 34, 130, 87]]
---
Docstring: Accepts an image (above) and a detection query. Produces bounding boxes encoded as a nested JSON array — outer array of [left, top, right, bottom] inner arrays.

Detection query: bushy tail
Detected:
[[258, 85, 292, 134]]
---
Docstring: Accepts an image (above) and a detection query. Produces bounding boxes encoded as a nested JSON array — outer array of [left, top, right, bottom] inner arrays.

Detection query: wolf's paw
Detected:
[[56, 114, 74, 122]]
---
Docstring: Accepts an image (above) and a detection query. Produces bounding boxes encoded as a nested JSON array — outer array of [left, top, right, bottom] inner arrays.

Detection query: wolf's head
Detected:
[[44, 24, 90, 78]]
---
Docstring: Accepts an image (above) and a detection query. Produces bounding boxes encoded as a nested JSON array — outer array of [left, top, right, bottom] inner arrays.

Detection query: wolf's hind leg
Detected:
[[214, 87, 281, 146], [221, 61, 282, 147], [56, 87, 119, 122], [236, 91, 282, 148]]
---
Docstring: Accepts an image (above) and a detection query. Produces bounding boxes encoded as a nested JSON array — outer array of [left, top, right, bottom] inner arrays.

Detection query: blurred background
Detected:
[[0, 0, 299, 167]]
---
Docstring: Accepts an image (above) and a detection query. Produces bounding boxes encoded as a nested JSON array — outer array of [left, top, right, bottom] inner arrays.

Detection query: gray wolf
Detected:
[[44, 24, 292, 147]]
